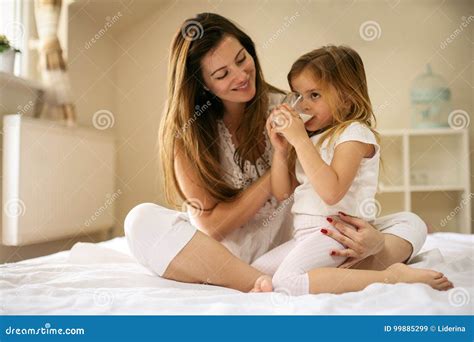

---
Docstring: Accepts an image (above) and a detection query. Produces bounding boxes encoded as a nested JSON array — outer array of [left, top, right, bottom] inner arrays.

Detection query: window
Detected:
[[0, 0, 29, 76]]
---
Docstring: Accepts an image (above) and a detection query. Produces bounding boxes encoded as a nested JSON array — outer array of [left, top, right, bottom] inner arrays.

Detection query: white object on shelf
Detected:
[[0, 50, 16, 74], [2, 114, 116, 246], [377, 127, 471, 234]]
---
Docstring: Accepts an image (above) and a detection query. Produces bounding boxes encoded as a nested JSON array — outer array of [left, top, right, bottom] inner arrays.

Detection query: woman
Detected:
[[124, 13, 447, 294]]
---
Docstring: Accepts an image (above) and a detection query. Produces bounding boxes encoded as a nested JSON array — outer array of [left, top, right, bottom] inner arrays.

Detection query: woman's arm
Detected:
[[326, 212, 424, 269], [293, 138, 372, 205], [175, 148, 272, 241]]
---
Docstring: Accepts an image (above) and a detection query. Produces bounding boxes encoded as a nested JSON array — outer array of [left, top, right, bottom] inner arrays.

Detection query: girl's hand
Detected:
[[325, 212, 385, 268], [273, 104, 307, 147], [266, 113, 288, 155]]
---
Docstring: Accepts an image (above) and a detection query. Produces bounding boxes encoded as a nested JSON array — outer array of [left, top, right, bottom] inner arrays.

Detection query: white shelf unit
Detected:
[[376, 128, 471, 234]]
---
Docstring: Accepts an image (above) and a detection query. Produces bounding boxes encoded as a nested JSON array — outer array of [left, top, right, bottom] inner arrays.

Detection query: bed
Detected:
[[1, 232, 472, 315]]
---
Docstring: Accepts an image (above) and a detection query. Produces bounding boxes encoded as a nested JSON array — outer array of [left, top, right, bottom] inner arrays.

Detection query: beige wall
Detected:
[[0, 0, 120, 263], [2, 0, 471, 262], [110, 0, 473, 234]]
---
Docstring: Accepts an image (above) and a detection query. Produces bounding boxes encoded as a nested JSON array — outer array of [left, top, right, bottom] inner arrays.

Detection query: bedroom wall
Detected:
[[2, 0, 471, 263], [112, 0, 473, 234], [0, 1, 119, 263]]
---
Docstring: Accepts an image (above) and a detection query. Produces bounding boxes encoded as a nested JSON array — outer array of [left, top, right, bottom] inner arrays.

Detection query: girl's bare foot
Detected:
[[384, 263, 454, 291], [249, 275, 273, 293]]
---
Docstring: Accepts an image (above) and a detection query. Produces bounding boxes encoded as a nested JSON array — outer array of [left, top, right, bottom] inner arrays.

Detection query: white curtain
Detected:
[[34, 0, 76, 125]]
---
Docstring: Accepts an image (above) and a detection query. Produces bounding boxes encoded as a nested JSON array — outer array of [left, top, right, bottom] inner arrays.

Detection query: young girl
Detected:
[[251, 45, 453, 295]]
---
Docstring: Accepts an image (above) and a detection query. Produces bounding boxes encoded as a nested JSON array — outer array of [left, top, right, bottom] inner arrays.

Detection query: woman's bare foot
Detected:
[[249, 275, 273, 293], [384, 263, 453, 291]]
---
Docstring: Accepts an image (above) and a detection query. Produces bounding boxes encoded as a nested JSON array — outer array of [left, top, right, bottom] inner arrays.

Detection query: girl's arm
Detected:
[[271, 151, 297, 202], [175, 147, 272, 241], [265, 113, 298, 202], [293, 138, 373, 205]]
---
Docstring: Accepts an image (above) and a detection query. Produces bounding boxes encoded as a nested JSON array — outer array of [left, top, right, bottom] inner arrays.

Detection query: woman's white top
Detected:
[[213, 92, 293, 264], [291, 122, 380, 221]]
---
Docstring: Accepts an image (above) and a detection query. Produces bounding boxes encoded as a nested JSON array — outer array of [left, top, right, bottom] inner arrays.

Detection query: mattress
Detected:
[[1, 233, 472, 315]]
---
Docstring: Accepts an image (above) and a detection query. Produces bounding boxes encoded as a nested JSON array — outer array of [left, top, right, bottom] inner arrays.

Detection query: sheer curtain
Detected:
[[34, 0, 76, 125], [1, 0, 76, 124]]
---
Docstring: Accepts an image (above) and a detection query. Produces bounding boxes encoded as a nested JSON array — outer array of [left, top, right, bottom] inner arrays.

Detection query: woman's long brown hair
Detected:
[[159, 13, 283, 208]]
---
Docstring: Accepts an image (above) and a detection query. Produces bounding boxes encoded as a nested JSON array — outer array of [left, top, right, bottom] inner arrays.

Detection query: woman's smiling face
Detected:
[[200, 35, 256, 106]]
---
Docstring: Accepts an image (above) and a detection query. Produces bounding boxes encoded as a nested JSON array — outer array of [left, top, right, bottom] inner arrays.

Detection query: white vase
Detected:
[[0, 49, 16, 74]]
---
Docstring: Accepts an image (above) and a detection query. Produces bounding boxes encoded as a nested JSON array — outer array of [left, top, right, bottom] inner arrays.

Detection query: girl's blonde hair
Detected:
[[287, 45, 380, 149], [159, 13, 283, 208]]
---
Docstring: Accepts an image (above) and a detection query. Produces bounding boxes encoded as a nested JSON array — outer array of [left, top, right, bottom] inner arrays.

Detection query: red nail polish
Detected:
[[326, 217, 333, 223], [321, 229, 328, 234], [330, 251, 336, 256], [338, 211, 347, 216]]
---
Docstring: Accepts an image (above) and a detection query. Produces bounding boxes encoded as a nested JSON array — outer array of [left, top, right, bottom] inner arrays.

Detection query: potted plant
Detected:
[[0, 34, 21, 74]]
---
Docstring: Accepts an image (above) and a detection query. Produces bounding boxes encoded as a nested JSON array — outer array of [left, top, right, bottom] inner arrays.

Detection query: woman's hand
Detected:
[[325, 212, 385, 268], [266, 112, 289, 155], [272, 104, 307, 147]]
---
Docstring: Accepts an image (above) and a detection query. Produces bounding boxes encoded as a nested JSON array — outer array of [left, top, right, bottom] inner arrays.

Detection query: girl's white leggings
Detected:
[[250, 213, 428, 296], [124, 204, 427, 294]]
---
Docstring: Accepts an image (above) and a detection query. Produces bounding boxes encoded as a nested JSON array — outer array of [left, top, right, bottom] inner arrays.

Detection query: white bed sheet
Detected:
[[1, 233, 472, 315]]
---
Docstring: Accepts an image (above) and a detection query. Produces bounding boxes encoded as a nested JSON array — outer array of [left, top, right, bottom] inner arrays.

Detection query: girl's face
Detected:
[[200, 35, 256, 107], [290, 68, 335, 132]]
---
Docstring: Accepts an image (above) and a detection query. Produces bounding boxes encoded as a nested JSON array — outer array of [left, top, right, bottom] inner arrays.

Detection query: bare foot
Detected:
[[384, 263, 454, 291], [249, 274, 273, 293]]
